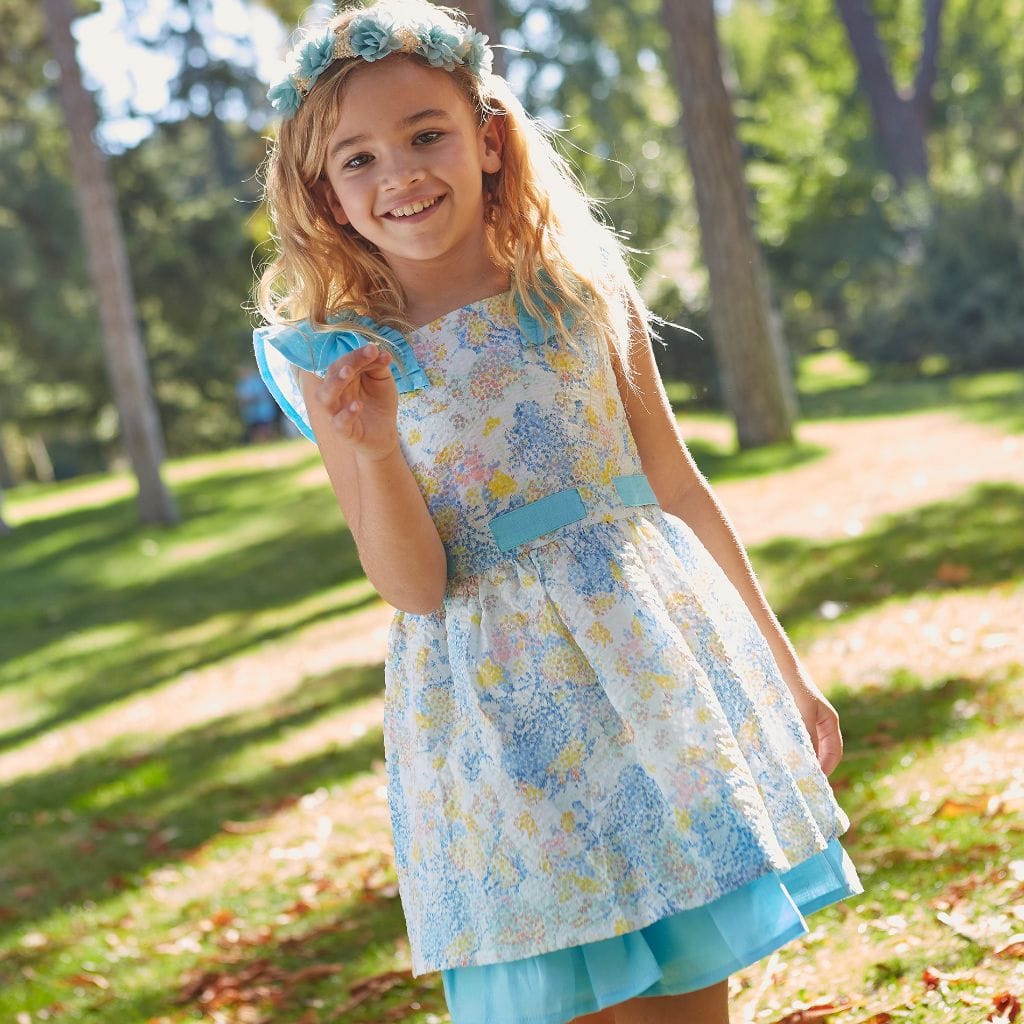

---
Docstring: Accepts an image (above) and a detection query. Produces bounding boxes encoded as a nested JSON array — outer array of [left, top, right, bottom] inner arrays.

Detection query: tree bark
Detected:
[[457, 0, 505, 77], [42, 0, 178, 525], [0, 484, 10, 535], [660, 0, 795, 448], [834, 0, 945, 188]]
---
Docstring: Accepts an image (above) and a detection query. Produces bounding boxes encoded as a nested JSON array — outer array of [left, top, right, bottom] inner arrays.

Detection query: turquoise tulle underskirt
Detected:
[[442, 837, 864, 1024]]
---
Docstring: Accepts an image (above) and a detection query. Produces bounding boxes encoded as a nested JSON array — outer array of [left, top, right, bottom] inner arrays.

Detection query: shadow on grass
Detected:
[[92, 894, 433, 1024], [0, 659, 386, 941], [0, 464, 384, 752], [685, 437, 828, 482], [751, 482, 1024, 632], [822, 666, 1023, 942]]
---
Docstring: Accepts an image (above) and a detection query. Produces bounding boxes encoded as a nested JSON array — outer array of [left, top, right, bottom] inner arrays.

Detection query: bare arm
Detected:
[[607, 308, 844, 775], [299, 342, 448, 614]]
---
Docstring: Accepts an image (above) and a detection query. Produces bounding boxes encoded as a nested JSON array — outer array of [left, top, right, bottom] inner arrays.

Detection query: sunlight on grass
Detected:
[[3, 370, 1023, 1023], [797, 350, 872, 394]]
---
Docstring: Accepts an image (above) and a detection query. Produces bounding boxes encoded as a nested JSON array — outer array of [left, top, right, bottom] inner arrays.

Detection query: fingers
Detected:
[[816, 716, 844, 776], [317, 343, 391, 406]]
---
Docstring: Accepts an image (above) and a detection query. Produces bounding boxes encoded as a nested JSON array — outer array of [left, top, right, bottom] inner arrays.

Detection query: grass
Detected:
[[1, 361, 1023, 1023], [664, 354, 1024, 435]]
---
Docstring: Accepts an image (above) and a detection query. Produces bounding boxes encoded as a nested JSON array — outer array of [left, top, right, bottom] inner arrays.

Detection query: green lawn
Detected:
[[1, 361, 1022, 1023]]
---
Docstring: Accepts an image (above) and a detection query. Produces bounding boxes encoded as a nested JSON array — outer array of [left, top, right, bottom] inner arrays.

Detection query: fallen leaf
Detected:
[[934, 795, 999, 818], [989, 991, 1021, 1022], [66, 972, 110, 990], [770, 998, 854, 1022], [995, 935, 1024, 959], [935, 561, 971, 584]]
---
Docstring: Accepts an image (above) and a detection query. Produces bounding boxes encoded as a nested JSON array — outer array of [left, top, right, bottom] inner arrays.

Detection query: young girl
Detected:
[[252, 3, 864, 1021]]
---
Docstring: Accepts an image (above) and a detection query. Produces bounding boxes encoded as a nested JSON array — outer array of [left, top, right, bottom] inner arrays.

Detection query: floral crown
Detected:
[[267, 10, 494, 119]]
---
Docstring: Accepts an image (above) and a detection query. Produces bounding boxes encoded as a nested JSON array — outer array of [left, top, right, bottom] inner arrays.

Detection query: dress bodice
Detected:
[[396, 292, 645, 580]]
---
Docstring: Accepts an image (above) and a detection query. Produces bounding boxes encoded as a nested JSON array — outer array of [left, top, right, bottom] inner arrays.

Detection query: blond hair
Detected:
[[255, 0, 652, 383]]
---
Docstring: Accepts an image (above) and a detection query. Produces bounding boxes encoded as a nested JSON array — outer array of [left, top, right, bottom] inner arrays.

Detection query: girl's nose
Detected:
[[382, 158, 425, 191]]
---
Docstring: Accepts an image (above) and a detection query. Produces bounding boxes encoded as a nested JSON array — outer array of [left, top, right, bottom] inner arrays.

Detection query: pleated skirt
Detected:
[[442, 836, 863, 1024]]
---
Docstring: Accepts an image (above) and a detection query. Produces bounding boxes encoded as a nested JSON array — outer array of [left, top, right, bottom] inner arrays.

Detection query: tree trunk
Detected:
[[0, 484, 10, 535], [834, 0, 945, 188], [660, 0, 796, 448], [42, 0, 178, 525], [457, 0, 505, 77]]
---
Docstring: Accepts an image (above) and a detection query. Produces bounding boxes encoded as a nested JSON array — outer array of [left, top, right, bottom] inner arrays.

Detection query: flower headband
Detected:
[[267, 12, 494, 119]]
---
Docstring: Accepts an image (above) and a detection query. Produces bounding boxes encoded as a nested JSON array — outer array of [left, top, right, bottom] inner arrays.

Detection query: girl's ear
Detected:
[[316, 179, 350, 226], [480, 113, 504, 175]]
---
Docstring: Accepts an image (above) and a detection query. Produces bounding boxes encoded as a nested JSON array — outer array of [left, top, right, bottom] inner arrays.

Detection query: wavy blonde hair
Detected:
[[255, 0, 652, 384]]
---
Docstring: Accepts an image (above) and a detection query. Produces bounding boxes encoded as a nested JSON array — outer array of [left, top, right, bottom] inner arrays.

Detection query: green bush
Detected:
[[844, 188, 1024, 372]]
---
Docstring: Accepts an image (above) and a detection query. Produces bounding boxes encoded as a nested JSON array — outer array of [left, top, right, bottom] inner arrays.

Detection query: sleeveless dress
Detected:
[[253, 289, 863, 1024]]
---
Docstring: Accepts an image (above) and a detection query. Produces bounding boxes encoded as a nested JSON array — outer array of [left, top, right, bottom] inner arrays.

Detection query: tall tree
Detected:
[[41, 0, 178, 524], [834, 0, 944, 188], [660, 0, 795, 448]]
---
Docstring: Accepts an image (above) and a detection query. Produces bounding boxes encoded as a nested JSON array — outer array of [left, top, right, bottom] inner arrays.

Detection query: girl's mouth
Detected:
[[384, 195, 445, 221]]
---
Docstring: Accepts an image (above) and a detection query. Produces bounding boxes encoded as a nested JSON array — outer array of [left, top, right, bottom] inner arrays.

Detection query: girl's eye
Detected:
[[414, 130, 444, 145], [343, 153, 371, 170]]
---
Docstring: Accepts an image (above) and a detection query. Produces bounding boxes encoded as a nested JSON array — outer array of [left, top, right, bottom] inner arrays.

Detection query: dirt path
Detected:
[[686, 410, 1024, 545]]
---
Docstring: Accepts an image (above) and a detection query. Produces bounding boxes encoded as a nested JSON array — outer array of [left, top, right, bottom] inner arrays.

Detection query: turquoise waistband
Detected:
[[488, 474, 659, 553]]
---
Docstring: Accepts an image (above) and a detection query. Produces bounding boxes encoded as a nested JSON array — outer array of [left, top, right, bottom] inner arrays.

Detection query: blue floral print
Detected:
[[261, 291, 857, 976]]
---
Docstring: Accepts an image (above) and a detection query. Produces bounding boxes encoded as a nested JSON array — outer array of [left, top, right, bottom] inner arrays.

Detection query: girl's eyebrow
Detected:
[[329, 108, 453, 159]]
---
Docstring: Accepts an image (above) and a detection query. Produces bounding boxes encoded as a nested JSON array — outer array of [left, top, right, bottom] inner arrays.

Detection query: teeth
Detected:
[[390, 197, 438, 218]]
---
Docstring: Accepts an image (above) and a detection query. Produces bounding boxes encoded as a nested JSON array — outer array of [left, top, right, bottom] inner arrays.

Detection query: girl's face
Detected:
[[320, 57, 503, 275]]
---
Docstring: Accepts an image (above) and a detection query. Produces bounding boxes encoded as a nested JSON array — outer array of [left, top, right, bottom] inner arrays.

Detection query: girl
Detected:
[[252, 2, 864, 1022]]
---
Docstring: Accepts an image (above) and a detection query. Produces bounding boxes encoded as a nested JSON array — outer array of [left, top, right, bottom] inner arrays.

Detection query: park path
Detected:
[[3, 408, 1021, 784]]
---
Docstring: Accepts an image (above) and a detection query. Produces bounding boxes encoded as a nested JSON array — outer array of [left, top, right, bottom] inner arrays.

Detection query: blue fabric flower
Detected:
[[416, 26, 461, 69], [349, 18, 401, 62], [461, 29, 493, 77], [297, 31, 335, 82], [267, 76, 301, 116]]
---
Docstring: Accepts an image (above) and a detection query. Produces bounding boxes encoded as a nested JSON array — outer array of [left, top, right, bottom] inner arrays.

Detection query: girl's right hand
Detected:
[[312, 342, 399, 461]]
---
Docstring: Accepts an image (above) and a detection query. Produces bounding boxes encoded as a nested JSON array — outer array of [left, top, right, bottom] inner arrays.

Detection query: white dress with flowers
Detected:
[[253, 290, 861, 981]]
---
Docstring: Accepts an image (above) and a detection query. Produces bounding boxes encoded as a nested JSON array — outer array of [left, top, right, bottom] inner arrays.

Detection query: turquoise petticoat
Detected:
[[441, 837, 863, 1024]]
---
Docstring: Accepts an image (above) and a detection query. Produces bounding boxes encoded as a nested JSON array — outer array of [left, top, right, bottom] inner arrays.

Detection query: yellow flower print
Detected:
[[674, 807, 692, 831], [541, 644, 590, 683], [552, 739, 587, 783], [408, 427, 422, 444], [415, 647, 430, 672], [476, 658, 504, 689], [516, 811, 539, 837], [486, 470, 517, 499], [560, 811, 574, 832], [433, 506, 458, 542], [573, 448, 600, 480], [586, 622, 613, 647], [445, 931, 478, 962], [483, 416, 502, 436]]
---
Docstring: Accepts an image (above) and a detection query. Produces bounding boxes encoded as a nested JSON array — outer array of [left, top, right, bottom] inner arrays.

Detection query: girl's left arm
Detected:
[[606, 306, 844, 776]]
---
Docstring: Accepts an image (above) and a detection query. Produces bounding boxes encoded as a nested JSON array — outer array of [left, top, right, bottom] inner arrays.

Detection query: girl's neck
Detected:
[[390, 252, 510, 330]]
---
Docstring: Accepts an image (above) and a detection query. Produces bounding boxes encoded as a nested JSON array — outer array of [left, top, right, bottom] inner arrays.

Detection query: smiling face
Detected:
[[320, 56, 503, 282]]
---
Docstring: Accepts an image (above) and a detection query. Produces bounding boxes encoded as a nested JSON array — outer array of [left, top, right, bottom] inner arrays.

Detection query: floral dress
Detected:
[[253, 289, 862, 997]]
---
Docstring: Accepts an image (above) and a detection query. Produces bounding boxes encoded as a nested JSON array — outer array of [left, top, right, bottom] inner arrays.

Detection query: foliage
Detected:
[[843, 188, 1024, 371]]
